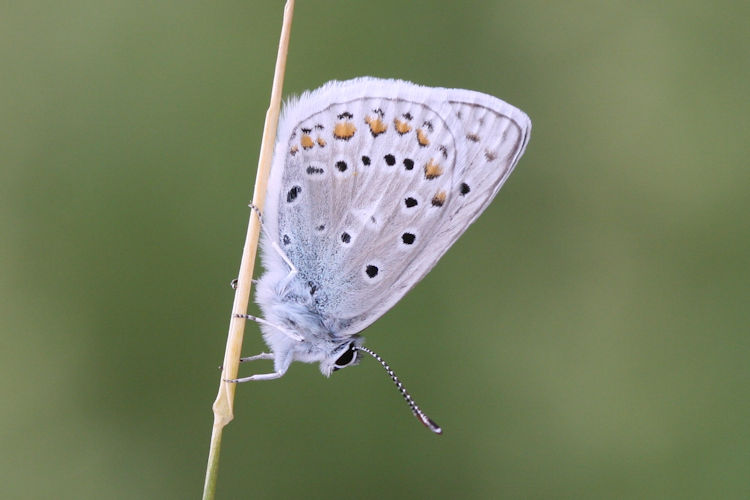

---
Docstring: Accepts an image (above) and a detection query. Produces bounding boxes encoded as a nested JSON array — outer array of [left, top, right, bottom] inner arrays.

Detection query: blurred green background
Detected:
[[2, 1, 748, 498]]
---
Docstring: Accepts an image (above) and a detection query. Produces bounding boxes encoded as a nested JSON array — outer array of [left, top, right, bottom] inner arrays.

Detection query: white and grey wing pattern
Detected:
[[261, 77, 531, 337]]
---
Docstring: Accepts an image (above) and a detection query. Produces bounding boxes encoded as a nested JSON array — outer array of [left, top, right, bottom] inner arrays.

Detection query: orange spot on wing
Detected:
[[301, 134, 314, 149], [416, 128, 430, 146], [365, 116, 387, 137], [431, 191, 447, 207], [290, 145, 299, 156], [394, 118, 412, 135], [424, 159, 443, 179], [333, 122, 356, 140], [316, 137, 326, 147]]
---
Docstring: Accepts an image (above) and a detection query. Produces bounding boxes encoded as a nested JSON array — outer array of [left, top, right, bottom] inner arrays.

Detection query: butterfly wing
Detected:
[[379, 91, 531, 314], [261, 77, 530, 337]]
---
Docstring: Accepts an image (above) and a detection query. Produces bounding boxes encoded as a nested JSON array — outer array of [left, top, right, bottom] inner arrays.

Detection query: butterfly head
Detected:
[[320, 337, 364, 376]]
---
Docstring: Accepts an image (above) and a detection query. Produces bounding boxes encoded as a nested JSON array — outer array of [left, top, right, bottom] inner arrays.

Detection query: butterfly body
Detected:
[[251, 77, 530, 383], [254, 260, 363, 377]]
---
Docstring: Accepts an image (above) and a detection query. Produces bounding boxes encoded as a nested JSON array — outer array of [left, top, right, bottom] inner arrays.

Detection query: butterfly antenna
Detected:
[[354, 346, 442, 435]]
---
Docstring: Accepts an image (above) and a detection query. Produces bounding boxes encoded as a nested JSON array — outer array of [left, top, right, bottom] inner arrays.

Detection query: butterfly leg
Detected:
[[249, 203, 298, 281], [225, 370, 286, 383], [233, 313, 303, 342], [239, 352, 274, 363], [225, 350, 288, 383], [230, 278, 257, 289], [224, 345, 294, 383], [217, 352, 273, 371]]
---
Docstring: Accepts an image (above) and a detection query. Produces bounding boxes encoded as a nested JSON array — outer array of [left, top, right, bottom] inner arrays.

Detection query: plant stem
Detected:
[[202, 2, 295, 498]]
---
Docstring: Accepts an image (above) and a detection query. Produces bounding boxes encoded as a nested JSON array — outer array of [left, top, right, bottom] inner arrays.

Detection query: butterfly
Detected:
[[228, 77, 531, 433]]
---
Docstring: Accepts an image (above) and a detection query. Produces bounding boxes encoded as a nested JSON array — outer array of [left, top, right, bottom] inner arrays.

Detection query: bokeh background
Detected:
[[2, 1, 748, 498]]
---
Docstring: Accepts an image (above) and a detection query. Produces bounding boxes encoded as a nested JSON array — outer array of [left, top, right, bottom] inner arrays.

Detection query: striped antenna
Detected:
[[354, 345, 442, 435]]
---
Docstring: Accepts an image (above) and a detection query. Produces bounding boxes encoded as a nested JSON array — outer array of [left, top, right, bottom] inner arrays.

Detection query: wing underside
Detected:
[[261, 78, 531, 336]]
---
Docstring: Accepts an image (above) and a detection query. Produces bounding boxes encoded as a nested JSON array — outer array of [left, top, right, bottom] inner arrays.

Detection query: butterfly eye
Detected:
[[333, 344, 357, 371]]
